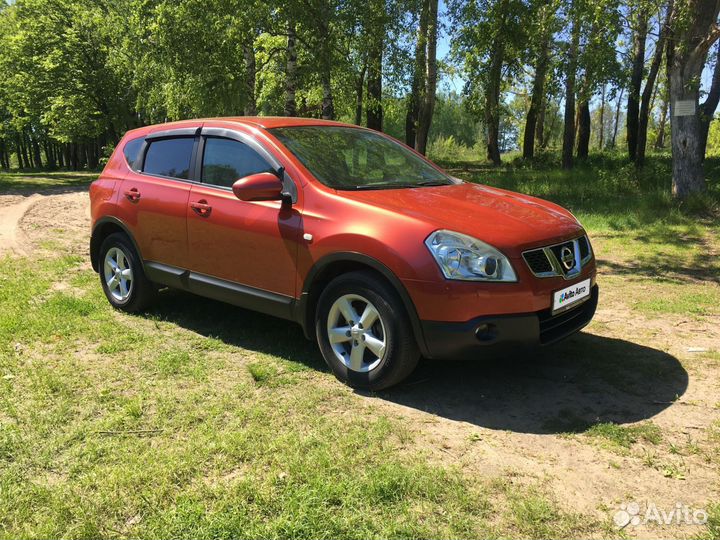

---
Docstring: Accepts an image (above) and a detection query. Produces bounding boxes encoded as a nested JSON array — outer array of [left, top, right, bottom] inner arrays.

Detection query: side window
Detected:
[[202, 137, 273, 188], [143, 137, 194, 179], [123, 137, 144, 170]]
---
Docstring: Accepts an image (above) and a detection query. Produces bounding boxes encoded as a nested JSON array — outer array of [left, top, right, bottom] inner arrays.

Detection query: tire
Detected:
[[315, 271, 420, 390], [98, 232, 155, 313]]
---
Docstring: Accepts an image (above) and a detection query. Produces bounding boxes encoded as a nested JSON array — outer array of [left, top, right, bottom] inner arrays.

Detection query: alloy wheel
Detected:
[[103, 246, 134, 302], [326, 293, 387, 372]]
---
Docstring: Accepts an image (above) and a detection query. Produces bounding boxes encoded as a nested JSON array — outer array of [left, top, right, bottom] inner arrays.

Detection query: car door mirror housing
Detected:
[[232, 172, 284, 201]]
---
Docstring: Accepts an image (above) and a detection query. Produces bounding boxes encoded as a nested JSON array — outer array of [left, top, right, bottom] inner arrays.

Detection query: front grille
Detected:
[[522, 235, 593, 279], [522, 249, 553, 274], [578, 236, 590, 260], [538, 286, 597, 344]]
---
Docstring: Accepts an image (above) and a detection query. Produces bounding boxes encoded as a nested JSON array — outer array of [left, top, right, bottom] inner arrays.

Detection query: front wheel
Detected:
[[315, 271, 420, 390]]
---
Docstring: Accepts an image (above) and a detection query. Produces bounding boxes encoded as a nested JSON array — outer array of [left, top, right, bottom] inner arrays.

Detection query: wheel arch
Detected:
[[90, 217, 143, 272], [296, 252, 429, 357]]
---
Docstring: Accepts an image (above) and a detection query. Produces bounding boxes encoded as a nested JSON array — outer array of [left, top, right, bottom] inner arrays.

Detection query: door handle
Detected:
[[124, 187, 141, 202], [190, 199, 212, 217]]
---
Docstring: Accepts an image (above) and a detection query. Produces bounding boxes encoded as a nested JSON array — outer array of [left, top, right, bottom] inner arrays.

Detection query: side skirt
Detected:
[[144, 261, 296, 321]]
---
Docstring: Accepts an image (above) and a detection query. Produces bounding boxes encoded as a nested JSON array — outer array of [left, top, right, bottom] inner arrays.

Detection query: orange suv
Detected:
[[90, 117, 598, 389]]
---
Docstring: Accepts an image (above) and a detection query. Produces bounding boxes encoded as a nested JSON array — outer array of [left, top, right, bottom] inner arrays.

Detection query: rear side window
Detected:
[[202, 137, 273, 188], [123, 137, 143, 170], [143, 137, 194, 179]]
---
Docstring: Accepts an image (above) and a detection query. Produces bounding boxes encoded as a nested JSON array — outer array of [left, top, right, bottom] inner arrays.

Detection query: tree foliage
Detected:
[[0, 0, 718, 197]]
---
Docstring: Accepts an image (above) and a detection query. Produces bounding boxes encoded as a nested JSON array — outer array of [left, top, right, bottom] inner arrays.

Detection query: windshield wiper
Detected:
[[349, 180, 452, 190], [417, 180, 453, 186], [351, 183, 418, 190]]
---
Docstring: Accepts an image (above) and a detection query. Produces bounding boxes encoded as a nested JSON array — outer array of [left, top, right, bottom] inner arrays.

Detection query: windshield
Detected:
[[269, 126, 454, 190]]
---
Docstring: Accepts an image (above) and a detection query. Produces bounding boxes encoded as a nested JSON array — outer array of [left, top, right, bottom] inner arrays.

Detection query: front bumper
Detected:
[[420, 285, 599, 360]]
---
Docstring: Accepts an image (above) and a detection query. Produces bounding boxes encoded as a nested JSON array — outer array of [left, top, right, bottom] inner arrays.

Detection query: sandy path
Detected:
[[0, 190, 91, 258], [0, 194, 43, 256]]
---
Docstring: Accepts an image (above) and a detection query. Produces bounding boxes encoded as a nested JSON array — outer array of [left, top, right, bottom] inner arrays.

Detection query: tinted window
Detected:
[[123, 137, 144, 170], [202, 137, 273, 188], [143, 137, 194, 179]]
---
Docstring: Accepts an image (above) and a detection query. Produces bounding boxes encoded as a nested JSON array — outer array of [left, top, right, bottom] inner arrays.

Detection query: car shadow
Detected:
[[376, 333, 689, 434], [147, 290, 688, 435], [145, 289, 326, 372]]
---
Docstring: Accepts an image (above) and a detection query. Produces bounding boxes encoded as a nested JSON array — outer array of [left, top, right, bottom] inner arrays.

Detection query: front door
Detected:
[[186, 135, 301, 298]]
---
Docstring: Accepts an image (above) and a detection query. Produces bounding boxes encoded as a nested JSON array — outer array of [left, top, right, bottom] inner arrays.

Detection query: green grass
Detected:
[[584, 422, 663, 449], [0, 170, 96, 192], [696, 502, 720, 540]]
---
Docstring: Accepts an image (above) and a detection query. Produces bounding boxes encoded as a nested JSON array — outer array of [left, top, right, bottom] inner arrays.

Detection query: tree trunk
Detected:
[[19, 134, 29, 169], [77, 142, 87, 169], [598, 85, 606, 149], [668, 0, 720, 197], [57, 143, 65, 168], [415, 0, 439, 155], [627, 11, 648, 161], [320, 69, 334, 120], [243, 40, 257, 116], [354, 61, 367, 126], [70, 143, 79, 170], [562, 1, 579, 169], [536, 93, 546, 149], [637, 1, 673, 165], [655, 91, 669, 148], [366, 26, 383, 130], [543, 102, 556, 148], [64, 144, 72, 170], [88, 139, 99, 170], [31, 136, 42, 169], [406, 0, 429, 146], [576, 100, 591, 158], [318, 16, 335, 121], [485, 36, 504, 165], [14, 134, 23, 169], [0, 139, 7, 169], [611, 86, 624, 148], [284, 22, 298, 117], [43, 140, 56, 169], [699, 44, 720, 157], [523, 6, 553, 159]]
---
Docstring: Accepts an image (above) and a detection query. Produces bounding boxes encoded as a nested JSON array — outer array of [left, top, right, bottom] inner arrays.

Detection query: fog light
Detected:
[[475, 323, 497, 342]]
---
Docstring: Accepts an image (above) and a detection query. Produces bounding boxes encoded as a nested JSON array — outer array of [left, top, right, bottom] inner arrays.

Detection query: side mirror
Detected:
[[232, 172, 283, 201]]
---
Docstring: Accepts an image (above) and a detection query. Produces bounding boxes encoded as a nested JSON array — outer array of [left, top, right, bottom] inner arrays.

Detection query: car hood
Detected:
[[340, 182, 584, 255]]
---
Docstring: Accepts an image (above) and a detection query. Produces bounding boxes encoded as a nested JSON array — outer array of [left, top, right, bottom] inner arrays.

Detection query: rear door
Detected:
[[186, 129, 301, 298], [117, 127, 199, 269]]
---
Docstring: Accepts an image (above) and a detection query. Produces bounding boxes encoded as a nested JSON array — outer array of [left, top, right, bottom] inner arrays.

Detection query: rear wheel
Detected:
[[315, 271, 420, 390], [99, 233, 155, 312]]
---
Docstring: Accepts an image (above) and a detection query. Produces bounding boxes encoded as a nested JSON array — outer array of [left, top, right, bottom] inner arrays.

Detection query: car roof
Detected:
[[121, 116, 358, 141], [204, 116, 352, 129]]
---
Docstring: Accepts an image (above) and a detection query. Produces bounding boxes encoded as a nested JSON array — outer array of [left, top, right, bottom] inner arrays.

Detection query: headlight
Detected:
[[424, 230, 517, 282]]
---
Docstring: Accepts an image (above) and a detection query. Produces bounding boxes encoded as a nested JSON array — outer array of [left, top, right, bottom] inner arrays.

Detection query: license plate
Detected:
[[552, 278, 591, 313]]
